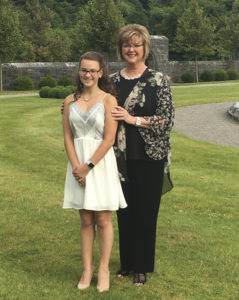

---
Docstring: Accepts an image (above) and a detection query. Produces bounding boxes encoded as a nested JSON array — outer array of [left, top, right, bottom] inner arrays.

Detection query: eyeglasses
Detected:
[[122, 43, 144, 49], [79, 68, 101, 76]]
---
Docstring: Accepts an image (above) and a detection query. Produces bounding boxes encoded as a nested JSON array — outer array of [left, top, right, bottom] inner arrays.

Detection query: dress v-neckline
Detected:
[[74, 101, 103, 114], [73, 93, 107, 114]]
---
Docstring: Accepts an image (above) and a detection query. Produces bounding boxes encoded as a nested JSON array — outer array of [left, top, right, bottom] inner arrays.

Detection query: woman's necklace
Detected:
[[121, 66, 147, 80]]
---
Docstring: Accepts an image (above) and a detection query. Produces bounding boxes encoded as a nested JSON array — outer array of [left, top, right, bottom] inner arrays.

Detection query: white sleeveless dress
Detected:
[[63, 95, 127, 211]]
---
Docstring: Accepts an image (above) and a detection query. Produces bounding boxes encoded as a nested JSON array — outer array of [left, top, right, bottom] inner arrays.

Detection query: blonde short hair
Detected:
[[117, 24, 150, 61]]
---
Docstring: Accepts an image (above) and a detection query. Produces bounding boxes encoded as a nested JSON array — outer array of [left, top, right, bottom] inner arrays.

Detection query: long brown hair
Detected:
[[75, 51, 116, 100]]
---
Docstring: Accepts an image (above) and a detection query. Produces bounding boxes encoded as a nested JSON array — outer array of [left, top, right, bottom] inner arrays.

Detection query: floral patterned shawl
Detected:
[[111, 69, 174, 183]]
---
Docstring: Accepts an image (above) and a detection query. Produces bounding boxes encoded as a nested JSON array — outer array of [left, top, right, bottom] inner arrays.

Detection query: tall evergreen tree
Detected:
[[0, 0, 23, 90], [71, 0, 124, 60], [174, 0, 215, 81], [223, 0, 239, 59]]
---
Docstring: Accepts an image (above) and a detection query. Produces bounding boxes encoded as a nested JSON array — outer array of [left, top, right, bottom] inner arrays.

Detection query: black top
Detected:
[[116, 69, 156, 160]]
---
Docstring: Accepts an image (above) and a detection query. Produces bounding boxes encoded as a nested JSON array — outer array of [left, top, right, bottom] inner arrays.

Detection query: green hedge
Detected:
[[39, 85, 75, 99], [227, 69, 239, 80], [13, 75, 34, 90], [214, 69, 228, 81], [38, 76, 57, 89], [200, 70, 214, 81], [181, 71, 196, 83], [57, 76, 73, 86]]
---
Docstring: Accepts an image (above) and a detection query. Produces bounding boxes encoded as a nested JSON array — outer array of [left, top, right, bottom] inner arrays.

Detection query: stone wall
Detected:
[[2, 62, 79, 90], [2, 35, 239, 89], [163, 60, 239, 82]]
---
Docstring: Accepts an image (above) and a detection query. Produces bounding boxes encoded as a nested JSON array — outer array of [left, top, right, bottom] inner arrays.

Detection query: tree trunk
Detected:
[[195, 55, 199, 82]]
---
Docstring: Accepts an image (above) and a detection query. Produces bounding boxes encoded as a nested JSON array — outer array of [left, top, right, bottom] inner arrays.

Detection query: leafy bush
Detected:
[[57, 76, 73, 86], [39, 86, 51, 98], [181, 71, 196, 83], [57, 87, 74, 99], [214, 69, 228, 81], [227, 69, 239, 80], [39, 85, 75, 99], [38, 76, 57, 89], [48, 87, 60, 98], [200, 70, 214, 82], [13, 75, 34, 91]]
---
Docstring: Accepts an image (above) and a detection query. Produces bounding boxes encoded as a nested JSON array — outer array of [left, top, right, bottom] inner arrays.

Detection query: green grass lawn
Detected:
[[0, 86, 239, 299]]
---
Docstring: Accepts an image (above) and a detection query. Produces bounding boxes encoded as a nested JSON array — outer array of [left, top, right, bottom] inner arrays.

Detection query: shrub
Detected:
[[39, 86, 51, 98], [13, 75, 34, 91], [227, 69, 239, 80], [57, 87, 74, 99], [214, 69, 228, 81], [48, 87, 60, 98], [200, 70, 214, 82], [57, 76, 73, 86], [181, 71, 196, 83], [38, 76, 57, 89], [39, 85, 75, 99]]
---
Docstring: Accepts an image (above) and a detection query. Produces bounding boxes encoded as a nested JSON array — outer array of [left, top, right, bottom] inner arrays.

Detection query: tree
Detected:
[[174, 0, 215, 81], [116, 0, 149, 28], [71, 0, 124, 60], [18, 0, 71, 62], [0, 0, 23, 90], [222, 0, 239, 59]]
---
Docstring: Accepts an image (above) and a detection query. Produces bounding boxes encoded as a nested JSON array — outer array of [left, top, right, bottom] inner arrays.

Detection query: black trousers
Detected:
[[117, 159, 164, 273]]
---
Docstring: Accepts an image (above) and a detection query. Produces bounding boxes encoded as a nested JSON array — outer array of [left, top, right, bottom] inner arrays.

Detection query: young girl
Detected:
[[62, 52, 126, 292]]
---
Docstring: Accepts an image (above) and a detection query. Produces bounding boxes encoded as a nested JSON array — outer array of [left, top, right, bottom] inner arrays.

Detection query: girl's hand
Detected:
[[111, 106, 135, 125], [72, 164, 90, 186]]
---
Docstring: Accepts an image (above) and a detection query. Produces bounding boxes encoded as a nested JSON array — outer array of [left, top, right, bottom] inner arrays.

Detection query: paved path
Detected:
[[0, 93, 38, 98], [174, 102, 239, 148]]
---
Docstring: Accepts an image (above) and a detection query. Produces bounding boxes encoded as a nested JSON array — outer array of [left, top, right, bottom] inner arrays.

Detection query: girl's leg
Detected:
[[95, 211, 113, 292], [77, 209, 95, 290]]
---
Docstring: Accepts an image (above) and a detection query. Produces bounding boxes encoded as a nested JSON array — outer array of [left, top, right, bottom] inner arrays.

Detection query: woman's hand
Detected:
[[72, 164, 90, 187], [111, 106, 135, 125], [61, 101, 65, 114]]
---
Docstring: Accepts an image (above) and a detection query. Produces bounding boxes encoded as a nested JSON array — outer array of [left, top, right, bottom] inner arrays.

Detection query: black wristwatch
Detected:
[[86, 160, 95, 169]]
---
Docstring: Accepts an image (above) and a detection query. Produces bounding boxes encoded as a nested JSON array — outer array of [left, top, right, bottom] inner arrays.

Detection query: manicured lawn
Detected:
[[0, 87, 239, 299]]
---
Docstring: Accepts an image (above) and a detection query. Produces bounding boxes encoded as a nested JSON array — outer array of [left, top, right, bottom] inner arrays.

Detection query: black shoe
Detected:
[[116, 270, 130, 278], [133, 272, 146, 285]]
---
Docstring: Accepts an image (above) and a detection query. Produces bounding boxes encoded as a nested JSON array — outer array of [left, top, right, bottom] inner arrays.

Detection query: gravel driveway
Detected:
[[174, 102, 239, 148]]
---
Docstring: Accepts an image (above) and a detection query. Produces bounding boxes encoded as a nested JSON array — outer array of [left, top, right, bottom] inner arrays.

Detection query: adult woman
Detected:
[[62, 51, 127, 292], [111, 24, 174, 285]]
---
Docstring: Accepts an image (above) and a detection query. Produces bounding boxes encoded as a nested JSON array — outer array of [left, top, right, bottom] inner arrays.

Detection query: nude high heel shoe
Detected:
[[77, 266, 95, 290], [97, 269, 110, 292]]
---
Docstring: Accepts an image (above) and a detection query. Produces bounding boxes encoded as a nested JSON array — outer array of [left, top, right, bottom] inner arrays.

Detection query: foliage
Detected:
[[70, 0, 124, 59], [117, 0, 149, 27], [2, 0, 239, 62], [39, 85, 75, 99], [57, 76, 73, 87], [181, 71, 196, 83], [13, 75, 34, 90], [39, 86, 51, 98], [227, 69, 239, 80], [0, 0, 23, 62], [38, 76, 57, 89], [214, 69, 228, 81], [0, 0, 24, 90], [18, 0, 71, 62], [200, 70, 214, 81], [222, 0, 239, 57], [174, 0, 215, 81]]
